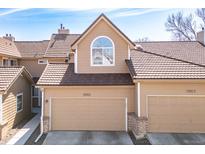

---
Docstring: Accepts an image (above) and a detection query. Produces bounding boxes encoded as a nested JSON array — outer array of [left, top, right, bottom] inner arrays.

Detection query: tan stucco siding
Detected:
[[43, 86, 135, 117], [139, 81, 205, 117], [19, 59, 46, 77], [69, 54, 74, 63], [2, 75, 31, 130], [77, 19, 129, 73]]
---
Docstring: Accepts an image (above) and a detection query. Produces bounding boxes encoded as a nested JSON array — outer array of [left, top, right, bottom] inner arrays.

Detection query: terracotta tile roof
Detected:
[[44, 34, 80, 58], [37, 63, 133, 86], [137, 41, 205, 66], [15, 40, 49, 58], [0, 66, 33, 93], [0, 37, 21, 58], [128, 50, 205, 79]]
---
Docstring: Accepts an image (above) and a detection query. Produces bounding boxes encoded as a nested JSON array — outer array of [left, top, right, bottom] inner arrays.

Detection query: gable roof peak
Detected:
[[71, 13, 135, 48]]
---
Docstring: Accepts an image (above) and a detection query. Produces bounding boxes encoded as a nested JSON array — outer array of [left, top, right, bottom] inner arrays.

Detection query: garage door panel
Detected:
[[51, 98, 126, 131], [148, 96, 205, 133], [150, 124, 205, 133]]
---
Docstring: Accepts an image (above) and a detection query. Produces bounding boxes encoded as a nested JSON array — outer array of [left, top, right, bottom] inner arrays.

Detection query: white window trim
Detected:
[[74, 47, 78, 73], [38, 59, 48, 65], [16, 93, 23, 113], [90, 36, 115, 67], [31, 86, 42, 107]]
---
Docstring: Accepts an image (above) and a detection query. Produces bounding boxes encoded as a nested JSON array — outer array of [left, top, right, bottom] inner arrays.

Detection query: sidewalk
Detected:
[[6, 108, 40, 145]]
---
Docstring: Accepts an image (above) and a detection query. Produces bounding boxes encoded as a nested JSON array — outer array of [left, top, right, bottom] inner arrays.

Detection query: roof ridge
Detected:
[[49, 62, 68, 64], [44, 34, 53, 57], [135, 41, 198, 43], [15, 40, 49, 43], [135, 49, 205, 68], [52, 33, 81, 35], [0, 66, 23, 68]]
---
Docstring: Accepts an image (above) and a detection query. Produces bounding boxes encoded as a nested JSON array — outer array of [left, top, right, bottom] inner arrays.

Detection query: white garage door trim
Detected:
[[146, 95, 205, 118], [49, 97, 128, 131]]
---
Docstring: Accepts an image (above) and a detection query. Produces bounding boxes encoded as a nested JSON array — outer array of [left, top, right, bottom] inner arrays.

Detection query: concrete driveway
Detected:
[[147, 133, 205, 145], [43, 131, 133, 145]]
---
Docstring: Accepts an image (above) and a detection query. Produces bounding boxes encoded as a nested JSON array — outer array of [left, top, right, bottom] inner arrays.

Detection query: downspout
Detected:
[[0, 94, 3, 124], [74, 46, 78, 73], [35, 88, 44, 142], [137, 82, 141, 117]]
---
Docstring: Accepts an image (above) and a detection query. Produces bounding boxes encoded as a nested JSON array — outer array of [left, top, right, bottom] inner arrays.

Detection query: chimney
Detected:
[[58, 24, 69, 34], [3, 33, 15, 42], [197, 28, 205, 45]]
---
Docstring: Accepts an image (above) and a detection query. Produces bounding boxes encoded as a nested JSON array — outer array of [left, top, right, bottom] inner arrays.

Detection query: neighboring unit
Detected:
[[0, 66, 33, 140]]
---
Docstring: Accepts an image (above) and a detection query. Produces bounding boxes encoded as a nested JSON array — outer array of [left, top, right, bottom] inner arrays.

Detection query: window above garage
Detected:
[[91, 36, 115, 66], [38, 59, 48, 65]]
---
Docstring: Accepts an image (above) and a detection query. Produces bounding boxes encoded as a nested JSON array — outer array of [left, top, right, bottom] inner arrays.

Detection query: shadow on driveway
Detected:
[[147, 133, 205, 145], [43, 131, 133, 145]]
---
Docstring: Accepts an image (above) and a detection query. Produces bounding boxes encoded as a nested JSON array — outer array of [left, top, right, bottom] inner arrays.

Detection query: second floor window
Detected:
[[38, 59, 48, 65], [91, 36, 115, 66], [3, 59, 17, 66]]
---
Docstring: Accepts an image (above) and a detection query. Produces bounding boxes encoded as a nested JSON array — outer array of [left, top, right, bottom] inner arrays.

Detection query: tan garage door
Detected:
[[51, 98, 127, 131], [148, 96, 205, 133]]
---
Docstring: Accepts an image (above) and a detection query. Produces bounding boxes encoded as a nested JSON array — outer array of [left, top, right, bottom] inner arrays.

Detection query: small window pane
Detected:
[[93, 49, 103, 64], [32, 98, 39, 107], [17, 103, 22, 111], [32, 86, 39, 97], [17, 94, 23, 112], [103, 48, 113, 64], [92, 37, 112, 47], [3, 59, 9, 66], [10, 60, 17, 66]]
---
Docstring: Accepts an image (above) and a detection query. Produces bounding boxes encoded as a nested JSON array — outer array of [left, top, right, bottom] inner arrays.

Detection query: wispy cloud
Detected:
[[52, 8, 119, 13], [0, 8, 30, 16], [112, 8, 170, 17]]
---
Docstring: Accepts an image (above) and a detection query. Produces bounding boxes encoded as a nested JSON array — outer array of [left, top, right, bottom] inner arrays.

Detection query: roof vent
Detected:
[[58, 24, 69, 34], [135, 44, 143, 51], [197, 28, 205, 45]]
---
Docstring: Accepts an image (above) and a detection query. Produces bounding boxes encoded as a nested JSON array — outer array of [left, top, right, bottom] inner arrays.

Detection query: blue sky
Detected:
[[0, 8, 202, 41]]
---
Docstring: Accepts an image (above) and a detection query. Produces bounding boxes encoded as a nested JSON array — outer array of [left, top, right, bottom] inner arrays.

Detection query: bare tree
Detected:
[[165, 12, 197, 41], [196, 8, 205, 28], [165, 8, 205, 41]]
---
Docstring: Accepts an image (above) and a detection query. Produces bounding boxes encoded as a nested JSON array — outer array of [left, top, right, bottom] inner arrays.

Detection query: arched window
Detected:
[[91, 36, 115, 66]]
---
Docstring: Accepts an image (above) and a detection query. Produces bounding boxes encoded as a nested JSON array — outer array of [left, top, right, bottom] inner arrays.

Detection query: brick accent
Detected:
[[43, 116, 49, 133], [42, 113, 148, 136], [0, 121, 8, 140], [128, 113, 148, 138]]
